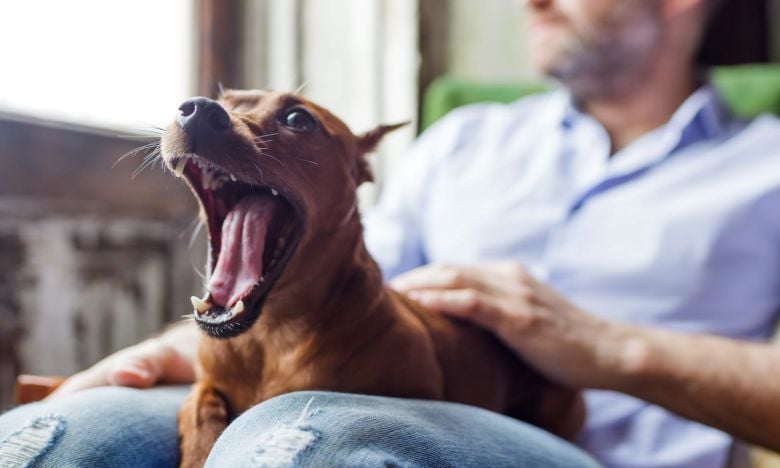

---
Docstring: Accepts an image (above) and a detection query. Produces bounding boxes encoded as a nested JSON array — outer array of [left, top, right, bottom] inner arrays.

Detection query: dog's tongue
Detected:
[[207, 195, 279, 307]]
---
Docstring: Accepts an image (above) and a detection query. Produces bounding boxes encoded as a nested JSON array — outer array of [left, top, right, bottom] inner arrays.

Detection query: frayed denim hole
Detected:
[[0, 414, 66, 468], [250, 426, 321, 468], [250, 397, 321, 468]]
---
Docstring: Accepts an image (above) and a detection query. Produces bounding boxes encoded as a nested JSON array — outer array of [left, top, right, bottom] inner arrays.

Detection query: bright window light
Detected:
[[0, 0, 195, 131]]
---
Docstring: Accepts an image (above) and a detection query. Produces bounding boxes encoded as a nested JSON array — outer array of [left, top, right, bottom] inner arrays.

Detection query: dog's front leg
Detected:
[[178, 382, 230, 468]]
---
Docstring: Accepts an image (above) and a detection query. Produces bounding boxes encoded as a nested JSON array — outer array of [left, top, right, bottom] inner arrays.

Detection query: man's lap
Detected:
[[208, 391, 599, 467], [0, 387, 598, 467], [0, 385, 188, 467]]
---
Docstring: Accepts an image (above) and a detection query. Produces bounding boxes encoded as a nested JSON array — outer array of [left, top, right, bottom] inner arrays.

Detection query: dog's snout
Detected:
[[177, 97, 231, 137]]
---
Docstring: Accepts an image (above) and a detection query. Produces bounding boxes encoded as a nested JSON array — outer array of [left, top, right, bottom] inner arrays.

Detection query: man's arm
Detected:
[[617, 326, 780, 451], [48, 320, 199, 398], [391, 262, 780, 451]]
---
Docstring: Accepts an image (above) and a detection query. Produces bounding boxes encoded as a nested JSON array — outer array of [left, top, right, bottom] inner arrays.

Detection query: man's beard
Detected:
[[548, 3, 664, 101]]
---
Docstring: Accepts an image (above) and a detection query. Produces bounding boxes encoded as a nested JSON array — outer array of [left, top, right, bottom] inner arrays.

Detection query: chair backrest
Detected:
[[421, 64, 780, 132]]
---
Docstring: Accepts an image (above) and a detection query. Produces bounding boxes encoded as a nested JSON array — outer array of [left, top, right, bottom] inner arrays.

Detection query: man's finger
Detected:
[[391, 264, 482, 292], [107, 362, 156, 388], [408, 288, 505, 331], [46, 369, 108, 399]]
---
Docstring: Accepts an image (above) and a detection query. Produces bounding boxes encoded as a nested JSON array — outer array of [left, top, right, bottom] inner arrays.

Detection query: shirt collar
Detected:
[[552, 83, 731, 137], [548, 84, 732, 175]]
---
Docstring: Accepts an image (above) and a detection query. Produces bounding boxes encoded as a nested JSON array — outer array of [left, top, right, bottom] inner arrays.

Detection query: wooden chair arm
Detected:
[[14, 375, 67, 405]]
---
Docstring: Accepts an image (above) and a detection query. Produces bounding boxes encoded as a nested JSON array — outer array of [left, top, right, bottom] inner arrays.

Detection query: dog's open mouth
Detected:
[[170, 153, 303, 337]]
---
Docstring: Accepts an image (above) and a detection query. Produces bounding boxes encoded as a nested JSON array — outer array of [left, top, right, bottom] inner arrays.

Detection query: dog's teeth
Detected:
[[190, 295, 211, 313], [202, 171, 213, 189], [271, 189, 279, 197], [233, 300, 245, 314], [229, 173, 237, 182], [173, 158, 188, 178]]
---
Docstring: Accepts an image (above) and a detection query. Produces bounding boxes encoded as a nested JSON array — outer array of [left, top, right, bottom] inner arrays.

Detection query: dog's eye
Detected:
[[280, 108, 316, 132]]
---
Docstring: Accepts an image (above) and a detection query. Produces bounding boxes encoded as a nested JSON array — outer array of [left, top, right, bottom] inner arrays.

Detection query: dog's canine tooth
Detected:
[[202, 171, 213, 189], [173, 158, 188, 178], [233, 300, 245, 314], [271, 188, 279, 197], [190, 296, 211, 313], [229, 173, 237, 182]]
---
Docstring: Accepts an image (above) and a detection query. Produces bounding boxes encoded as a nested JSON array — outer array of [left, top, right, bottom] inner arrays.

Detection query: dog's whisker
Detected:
[[191, 262, 207, 283], [293, 81, 310, 96], [252, 162, 265, 182], [114, 141, 161, 168], [292, 156, 319, 166], [136, 127, 166, 134], [135, 122, 168, 136], [133, 149, 161, 173], [260, 151, 285, 168], [125, 133, 164, 140], [186, 249, 208, 284], [130, 148, 162, 179], [179, 215, 206, 250], [285, 77, 298, 93]]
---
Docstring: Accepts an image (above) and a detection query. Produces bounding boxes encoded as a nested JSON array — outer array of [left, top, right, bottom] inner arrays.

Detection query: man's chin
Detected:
[[529, 34, 585, 77], [530, 52, 576, 81]]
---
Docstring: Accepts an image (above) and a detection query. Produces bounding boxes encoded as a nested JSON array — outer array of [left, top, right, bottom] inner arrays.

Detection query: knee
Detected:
[[0, 386, 187, 467], [207, 391, 454, 467], [208, 392, 600, 468]]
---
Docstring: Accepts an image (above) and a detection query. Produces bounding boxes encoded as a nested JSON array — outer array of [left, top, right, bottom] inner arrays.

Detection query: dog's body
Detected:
[[161, 90, 583, 467]]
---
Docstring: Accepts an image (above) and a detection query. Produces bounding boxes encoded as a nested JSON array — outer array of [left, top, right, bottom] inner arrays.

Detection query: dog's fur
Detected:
[[161, 90, 584, 467]]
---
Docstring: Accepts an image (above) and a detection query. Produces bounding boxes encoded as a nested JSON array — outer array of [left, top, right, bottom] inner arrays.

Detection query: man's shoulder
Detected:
[[429, 91, 560, 131], [742, 112, 780, 138], [722, 112, 780, 161], [417, 91, 561, 153]]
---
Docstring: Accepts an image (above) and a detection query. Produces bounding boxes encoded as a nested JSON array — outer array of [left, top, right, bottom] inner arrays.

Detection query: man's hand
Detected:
[[48, 322, 198, 399], [392, 262, 780, 451], [391, 262, 638, 389]]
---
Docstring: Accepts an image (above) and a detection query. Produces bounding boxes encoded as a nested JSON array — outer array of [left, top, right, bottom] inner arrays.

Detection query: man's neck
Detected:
[[579, 60, 697, 154]]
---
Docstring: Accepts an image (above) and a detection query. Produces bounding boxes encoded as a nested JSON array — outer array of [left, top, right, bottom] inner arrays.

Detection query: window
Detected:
[[0, 0, 195, 130]]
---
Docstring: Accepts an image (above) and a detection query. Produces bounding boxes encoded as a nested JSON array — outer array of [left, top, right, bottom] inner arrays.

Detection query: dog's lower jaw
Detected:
[[193, 228, 438, 405]]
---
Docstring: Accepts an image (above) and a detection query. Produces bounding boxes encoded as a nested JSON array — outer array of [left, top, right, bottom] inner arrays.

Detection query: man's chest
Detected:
[[420, 149, 780, 336]]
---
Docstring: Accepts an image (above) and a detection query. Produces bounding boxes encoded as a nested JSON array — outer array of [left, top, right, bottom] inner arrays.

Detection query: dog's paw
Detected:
[[178, 384, 230, 468], [196, 386, 229, 426]]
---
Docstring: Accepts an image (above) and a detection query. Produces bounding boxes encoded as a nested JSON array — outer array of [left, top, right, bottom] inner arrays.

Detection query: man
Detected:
[[1, 0, 779, 466]]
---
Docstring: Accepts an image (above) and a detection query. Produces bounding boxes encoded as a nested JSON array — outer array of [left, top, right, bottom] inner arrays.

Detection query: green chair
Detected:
[[421, 64, 780, 132]]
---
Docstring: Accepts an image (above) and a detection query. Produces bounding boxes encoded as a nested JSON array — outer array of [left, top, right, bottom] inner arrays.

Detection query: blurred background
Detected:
[[0, 0, 777, 409]]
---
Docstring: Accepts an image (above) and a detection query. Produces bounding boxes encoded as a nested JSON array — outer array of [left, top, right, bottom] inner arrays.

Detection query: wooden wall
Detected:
[[0, 113, 203, 408]]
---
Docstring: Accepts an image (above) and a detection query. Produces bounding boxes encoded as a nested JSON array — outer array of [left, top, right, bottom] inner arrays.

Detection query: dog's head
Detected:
[[160, 90, 405, 338]]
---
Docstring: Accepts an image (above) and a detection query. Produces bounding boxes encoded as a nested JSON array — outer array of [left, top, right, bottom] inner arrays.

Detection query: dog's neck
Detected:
[[249, 211, 390, 350]]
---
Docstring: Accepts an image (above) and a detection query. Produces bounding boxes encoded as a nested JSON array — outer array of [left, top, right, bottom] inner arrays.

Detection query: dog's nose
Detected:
[[177, 97, 231, 136]]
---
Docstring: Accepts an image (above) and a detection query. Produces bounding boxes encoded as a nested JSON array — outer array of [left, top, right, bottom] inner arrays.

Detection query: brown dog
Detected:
[[160, 90, 584, 467]]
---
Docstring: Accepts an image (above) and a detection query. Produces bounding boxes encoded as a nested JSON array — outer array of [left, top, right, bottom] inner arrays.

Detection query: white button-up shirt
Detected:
[[364, 85, 780, 468]]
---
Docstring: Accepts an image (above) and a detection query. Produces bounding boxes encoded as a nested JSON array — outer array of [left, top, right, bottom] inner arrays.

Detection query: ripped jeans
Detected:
[[0, 386, 599, 467]]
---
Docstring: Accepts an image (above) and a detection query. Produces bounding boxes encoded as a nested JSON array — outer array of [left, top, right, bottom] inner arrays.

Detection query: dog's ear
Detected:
[[355, 122, 409, 184], [357, 122, 409, 154]]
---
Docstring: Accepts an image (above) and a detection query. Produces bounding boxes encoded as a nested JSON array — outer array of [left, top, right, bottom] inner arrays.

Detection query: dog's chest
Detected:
[[201, 337, 325, 412]]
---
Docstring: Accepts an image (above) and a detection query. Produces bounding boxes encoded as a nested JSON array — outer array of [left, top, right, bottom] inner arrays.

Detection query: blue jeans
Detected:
[[0, 386, 599, 467]]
